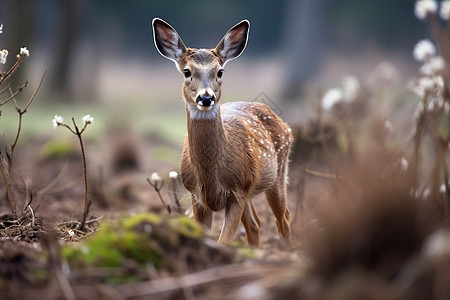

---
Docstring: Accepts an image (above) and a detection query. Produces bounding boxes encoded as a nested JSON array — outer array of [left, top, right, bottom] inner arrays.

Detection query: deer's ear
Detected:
[[153, 18, 187, 64], [215, 20, 249, 65]]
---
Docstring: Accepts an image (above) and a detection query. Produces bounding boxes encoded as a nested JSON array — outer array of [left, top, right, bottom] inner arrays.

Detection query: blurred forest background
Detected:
[[0, 0, 428, 168], [0, 0, 425, 99]]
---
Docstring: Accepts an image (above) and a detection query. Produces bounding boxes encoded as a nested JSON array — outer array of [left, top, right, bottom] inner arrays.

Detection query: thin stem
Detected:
[[73, 118, 90, 230]]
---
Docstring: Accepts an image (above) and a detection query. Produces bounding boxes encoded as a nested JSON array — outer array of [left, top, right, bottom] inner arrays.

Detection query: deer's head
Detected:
[[152, 18, 249, 119]]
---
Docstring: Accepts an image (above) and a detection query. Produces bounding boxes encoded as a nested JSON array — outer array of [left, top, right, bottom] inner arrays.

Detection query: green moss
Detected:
[[239, 247, 258, 259], [61, 213, 207, 277], [122, 213, 161, 230], [41, 139, 77, 159], [169, 216, 204, 239]]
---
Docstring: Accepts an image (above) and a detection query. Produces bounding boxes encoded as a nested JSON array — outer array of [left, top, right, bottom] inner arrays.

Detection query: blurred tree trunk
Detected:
[[50, 0, 82, 101], [2, 0, 35, 89], [280, 0, 325, 102]]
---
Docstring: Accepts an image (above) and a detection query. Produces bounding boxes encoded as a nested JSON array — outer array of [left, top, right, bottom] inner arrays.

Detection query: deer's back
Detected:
[[221, 101, 292, 195]]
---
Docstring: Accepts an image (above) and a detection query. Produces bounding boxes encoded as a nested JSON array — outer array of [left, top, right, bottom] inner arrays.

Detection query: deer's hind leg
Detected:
[[265, 159, 291, 245]]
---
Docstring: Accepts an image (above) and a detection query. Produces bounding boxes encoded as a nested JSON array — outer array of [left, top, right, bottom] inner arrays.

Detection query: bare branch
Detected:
[[22, 71, 46, 113], [0, 82, 27, 107], [0, 57, 23, 85]]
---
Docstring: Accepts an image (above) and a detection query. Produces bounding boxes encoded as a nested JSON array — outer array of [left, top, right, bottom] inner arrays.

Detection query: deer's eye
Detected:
[[183, 69, 191, 78], [217, 69, 224, 79]]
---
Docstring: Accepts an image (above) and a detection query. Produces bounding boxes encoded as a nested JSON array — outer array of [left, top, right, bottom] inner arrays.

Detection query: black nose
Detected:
[[197, 94, 215, 106]]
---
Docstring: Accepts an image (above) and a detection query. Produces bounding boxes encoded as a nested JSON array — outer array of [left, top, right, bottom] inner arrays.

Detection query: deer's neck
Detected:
[[186, 105, 227, 177]]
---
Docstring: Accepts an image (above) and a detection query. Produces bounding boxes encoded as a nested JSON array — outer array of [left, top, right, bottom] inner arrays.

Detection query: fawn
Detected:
[[152, 18, 292, 247]]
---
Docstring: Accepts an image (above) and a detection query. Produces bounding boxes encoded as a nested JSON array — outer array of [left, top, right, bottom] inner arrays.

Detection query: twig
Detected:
[[0, 82, 11, 95], [0, 56, 23, 85], [0, 82, 27, 106], [27, 205, 36, 228]]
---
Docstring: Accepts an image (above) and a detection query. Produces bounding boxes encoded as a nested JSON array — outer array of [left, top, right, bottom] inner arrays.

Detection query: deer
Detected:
[[152, 18, 292, 247]]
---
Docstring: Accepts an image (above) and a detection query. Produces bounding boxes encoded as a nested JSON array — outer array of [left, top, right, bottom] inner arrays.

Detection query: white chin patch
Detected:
[[188, 102, 219, 120], [197, 104, 213, 111]]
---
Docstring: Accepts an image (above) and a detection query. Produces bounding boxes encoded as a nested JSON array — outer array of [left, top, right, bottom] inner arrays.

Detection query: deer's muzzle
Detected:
[[196, 94, 215, 111]]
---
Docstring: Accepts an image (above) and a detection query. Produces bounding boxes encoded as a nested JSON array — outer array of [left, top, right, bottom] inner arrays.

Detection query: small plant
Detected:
[[147, 171, 184, 215], [409, 0, 450, 207], [52, 114, 94, 231], [0, 22, 45, 219], [147, 172, 171, 214]]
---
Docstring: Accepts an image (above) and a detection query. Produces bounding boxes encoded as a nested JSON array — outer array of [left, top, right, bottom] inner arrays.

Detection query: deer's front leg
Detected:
[[191, 195, 213, 230], [218, 198, 245, 244]]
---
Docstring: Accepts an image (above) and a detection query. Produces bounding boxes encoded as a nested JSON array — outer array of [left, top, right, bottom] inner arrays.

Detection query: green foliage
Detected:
[[61, 213, 211, 282], [168, 215, 203, 239], [40, 139, 77, 159]]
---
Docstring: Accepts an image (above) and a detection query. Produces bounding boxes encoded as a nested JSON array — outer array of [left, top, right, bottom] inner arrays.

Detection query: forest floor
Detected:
[[0, 133, 313, 300]]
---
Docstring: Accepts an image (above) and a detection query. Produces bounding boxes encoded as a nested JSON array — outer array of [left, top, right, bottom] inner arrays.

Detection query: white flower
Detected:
[[0, 49, 8, 64], [424, 229, 450, 258], [421, 76, 436, 91], [433, 75, 444, 90], [0, 24, 3, 34], [413, 39, 436, 61], [52, 115, 64, 129], [150, 172, 161, 184], [423, 187, 431, 198], [420, 56, 446, 75], [169, 171, 178, 179], [414, 76, 444, 99], [19, 47, 29, 57], [384, 120, 394, 133], [440, 0, 450, 20], [321, 88, 343, 110], [415, 0, 438, 19], [401, 157, 409, 171], [342, 75, 360, 102], [82, 114, 94, 125]]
